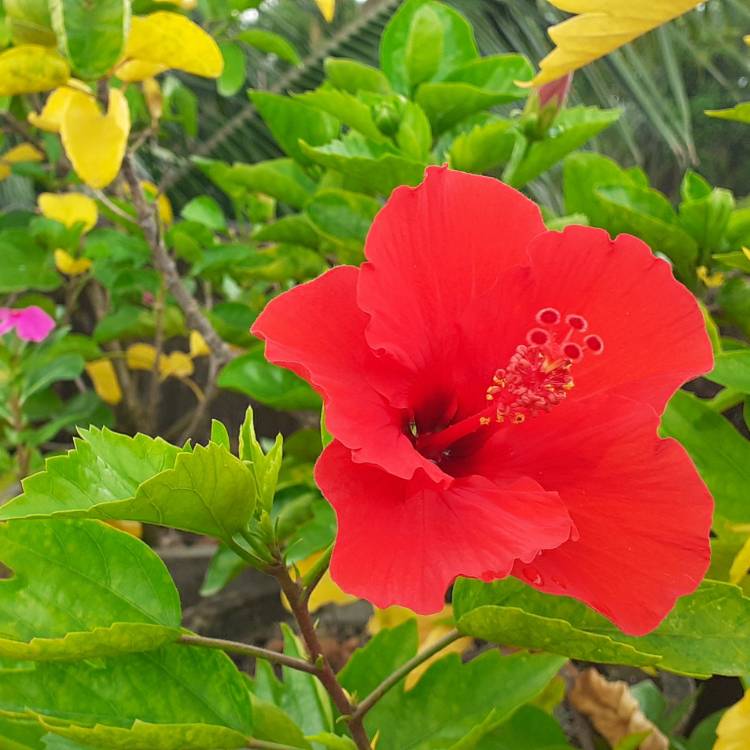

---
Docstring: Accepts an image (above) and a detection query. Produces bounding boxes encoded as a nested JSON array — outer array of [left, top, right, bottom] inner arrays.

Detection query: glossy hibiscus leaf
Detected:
[[678, 187, 734, 253], [305, 188, 380, 257], [661, 390, 750, 526], [476, 705, 574, 750], [253, 625, 333, 740], [0, 429, 256, 543], [706, 351, 750, 393], [0, 644, 252, 749], [237, 29, 301, 65], [255, 214, 321, 249], [294, 88, 388, 143], [218, 345, 321, 411], [324, 57, 391, 95], [50, 0, 128, 79], [195, 157, 316, 210], [299, 132, 426, 196], [449, 116, 517, 173], [416, 54, 532, 133], [380, 0, 478, 95], [200, 542, 248, 597], [0, 519, 180, 660], [454, 577, 750, 677], [506, 106, 621, 188], [250, 695, 310, 749], [250, 90, 339, 165]]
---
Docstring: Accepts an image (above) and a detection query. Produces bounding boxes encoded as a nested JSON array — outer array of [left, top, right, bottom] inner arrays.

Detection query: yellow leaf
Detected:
[[729, 536, 750, 585], [114, 59, 168, 83], [54, 249, 92, 276], [85, 359, 122, 405], [696, 265, 724, 289], [529, 1, 703, 86], [124, 12, 223, 78], [315, 0, 335, 22], [142, 180, 173, 225], [38, 192, 98, 232], [2, 142, 44, 164], [742, 247, 750, 262], [27, 81, 92, 133], [715, 690, 750, 750], [159, 351, 194, 379], [368, 605, 471, 689], [0, 44, 69, 96], [142, 77, 163, 122], [60, 87, 130, 189], [189, 330, 210, 358], [155, 0, 198, 9], [126, 342, 158, 371], [106, 520, 143, 538]]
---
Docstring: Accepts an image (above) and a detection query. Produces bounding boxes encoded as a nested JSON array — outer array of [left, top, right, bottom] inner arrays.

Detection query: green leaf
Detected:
[[20, 353, 84, 403], [237, 29, 300, 65], [679, 187, 734, 252], [449, 116, 517, 173], [416, 54, 532, 133], [217, 42, 246, 97], [454, 577, 750, 677], [366, 650, 565, 749], [238, 405, 282, 513], [255, 214, 320, 249], [50, 0, 128, 79], [706, 350, 750, 393], [250, 695, 310, 749], [705, 102, 750, 124], [685, 709, 723, 750], [324, 57, 391, 95], [250, 90, 339, 165], [294, 87, 388, 143], [713, 251, 750, 273], [300, 133, 425, 196], [181, 196, 226, 232], [396, 101, 432, 162], [661, 390, 750, 525], [404, 4, 443, 87], [210, 420, 231, 450], [0, 429, 256, 543], [218, 346, 321, 411], [380, 0, 478, 95], [0, 519, 180, 660], [507, 106, 620, 188], [305, 188, 380, 256], [195, 157, 316, 210], [0, 230, 60, 293], [306, 735, 356, 750], [0, 716, 46, 750], [0, 645, 252, 749], [476, 705, 573, 750], [200, 543, 248, 597]]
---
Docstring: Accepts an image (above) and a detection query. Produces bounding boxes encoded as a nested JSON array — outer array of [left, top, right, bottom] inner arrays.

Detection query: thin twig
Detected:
[[146, 279, 167, 434], [351, 629, 463, 720], [178, 633, 318, 674], [0, 111, 45, 150], [300, 543, 333, 605]]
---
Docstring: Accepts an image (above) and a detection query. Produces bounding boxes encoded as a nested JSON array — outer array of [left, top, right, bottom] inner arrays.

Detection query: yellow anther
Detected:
[[479, 416, 491, 426], [513, 413, 525, 424]]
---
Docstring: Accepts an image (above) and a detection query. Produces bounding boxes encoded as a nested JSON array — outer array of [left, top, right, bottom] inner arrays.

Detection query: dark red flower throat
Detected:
[[413, 306, 605, 463]]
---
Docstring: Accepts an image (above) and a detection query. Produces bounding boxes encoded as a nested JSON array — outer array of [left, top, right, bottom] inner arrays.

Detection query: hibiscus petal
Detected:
[[13, 306, 55, 342], [357, 165, 546, 372], [317, 440, 574, 614], [466, 394, 712, 635], [252, 266, 439, 481], [526, 226, 713, 412]]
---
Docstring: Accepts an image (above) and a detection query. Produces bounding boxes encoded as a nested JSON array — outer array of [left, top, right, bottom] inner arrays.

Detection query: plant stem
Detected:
[[271, 564, 371, 750], [350, 629, 463, 721], [300, 543, 334, 604], [178, 633, 318, 674]]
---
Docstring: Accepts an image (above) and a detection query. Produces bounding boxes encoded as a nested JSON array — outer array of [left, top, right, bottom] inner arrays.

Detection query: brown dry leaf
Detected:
[[570, 668, 668, 750]]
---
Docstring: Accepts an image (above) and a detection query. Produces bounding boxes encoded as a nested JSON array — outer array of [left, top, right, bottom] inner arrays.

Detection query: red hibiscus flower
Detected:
[[252, 166, 713, 636]]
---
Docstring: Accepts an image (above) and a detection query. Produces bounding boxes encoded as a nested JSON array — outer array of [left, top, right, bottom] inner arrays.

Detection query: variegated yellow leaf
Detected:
[[38, 192, 98, 232], [315, 0, 335, 22], [27, 81, 92, 132], [60, 87, 130, 189], [54, 249, 92, 276], [189, 330, 210, 358], [126, 342, 157, 371], [530, 0, 703, 86], [85, 359, 123, 405], [0, 44, 69, 96], [124, 12, 223, 78], [142, 180, 173, 225], [114, 59, 167, 82], [715, 691, 750, 750], [159, 351, 194, 379]]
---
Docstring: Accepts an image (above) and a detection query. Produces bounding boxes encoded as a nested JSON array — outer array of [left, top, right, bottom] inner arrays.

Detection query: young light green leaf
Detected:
[[294, 88, 388, 143], [210, 420, 231, 450], [449, 117, 517, 174], [305, 188, 380, 256], [0, 645, 252, 749], [0, 519, 180, 661], [237, 29, 300, 65], [50, 0, 129, 79], [250, 695, 310, 749], [324, 58, 391, 95]]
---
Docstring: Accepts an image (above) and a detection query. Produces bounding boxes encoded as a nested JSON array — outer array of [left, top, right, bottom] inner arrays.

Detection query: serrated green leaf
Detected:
[[416, 54, 532, 133], [454, 578, 750, 677], [0, 430, 256, 543], [0, 645, 252, 749], [661, 390, 750, 526], [50, 0, 129, 79], [449, 116, 517, 173], [0, 519, 180, 661]]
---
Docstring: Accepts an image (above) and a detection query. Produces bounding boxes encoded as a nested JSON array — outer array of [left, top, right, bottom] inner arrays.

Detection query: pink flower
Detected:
[[0, 306, 56, 342]]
